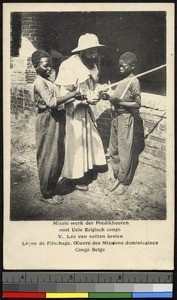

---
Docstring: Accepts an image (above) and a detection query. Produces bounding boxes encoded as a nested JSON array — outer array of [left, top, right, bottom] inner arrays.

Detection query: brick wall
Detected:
[[11, 12, 45, 116], [11, 57, 36, 116], [21, 13, 44, 50], [139, 93, 166, 170]]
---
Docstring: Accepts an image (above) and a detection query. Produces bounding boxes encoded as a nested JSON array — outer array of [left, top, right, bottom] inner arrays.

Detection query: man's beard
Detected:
[[80, 52, 96, 69]]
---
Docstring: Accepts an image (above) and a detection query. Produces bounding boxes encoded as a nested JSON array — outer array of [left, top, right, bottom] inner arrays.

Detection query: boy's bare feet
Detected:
[[42, 195, 64, 205], [109, 179, 120, 191], [116, 184, 129, 195]]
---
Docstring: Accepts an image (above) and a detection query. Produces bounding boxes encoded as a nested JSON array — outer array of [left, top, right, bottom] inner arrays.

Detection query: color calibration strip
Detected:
[[2, 291, 173, 298], [2, 272, 173, 298]]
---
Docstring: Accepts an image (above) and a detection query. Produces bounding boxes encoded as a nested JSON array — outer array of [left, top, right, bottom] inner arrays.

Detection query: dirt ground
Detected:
[[10, 114, 166, 221]]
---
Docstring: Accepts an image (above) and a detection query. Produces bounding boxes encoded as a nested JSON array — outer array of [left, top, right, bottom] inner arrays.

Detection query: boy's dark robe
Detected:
[[109, 74, 144, 185], [33, 75, 66, 198]]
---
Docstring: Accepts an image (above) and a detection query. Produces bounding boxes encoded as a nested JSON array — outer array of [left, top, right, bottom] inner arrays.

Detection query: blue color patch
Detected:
[[132, 292, 173, 298]]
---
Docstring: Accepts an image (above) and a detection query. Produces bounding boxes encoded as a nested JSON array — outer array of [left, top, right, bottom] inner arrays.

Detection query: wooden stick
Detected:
[[108, 64, 166, 89]]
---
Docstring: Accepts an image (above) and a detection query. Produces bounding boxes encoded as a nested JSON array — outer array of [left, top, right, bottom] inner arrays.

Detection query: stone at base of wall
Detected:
[[139, 153, 166, 172]]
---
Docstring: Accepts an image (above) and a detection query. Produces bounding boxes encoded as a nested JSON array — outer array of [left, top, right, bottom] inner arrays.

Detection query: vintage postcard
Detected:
[[3, 3, 174, 270]]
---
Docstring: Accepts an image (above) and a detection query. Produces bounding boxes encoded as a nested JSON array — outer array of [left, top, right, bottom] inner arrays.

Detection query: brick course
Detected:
[[10, 13, 44, 116], [21, 13, 44, 49]]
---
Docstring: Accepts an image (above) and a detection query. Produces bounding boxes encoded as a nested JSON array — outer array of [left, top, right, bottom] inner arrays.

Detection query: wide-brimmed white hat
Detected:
[[71, 33, 106, 53]]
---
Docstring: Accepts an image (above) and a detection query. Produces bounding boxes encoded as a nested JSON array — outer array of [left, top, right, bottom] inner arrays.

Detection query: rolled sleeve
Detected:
[[131, 79, 141, 106], [35, 80, 57, 108]]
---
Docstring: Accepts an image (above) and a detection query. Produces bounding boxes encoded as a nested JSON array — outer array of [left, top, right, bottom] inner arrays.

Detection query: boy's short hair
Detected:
[[119, 52, 137, 66], [31, 50, 51, 69]]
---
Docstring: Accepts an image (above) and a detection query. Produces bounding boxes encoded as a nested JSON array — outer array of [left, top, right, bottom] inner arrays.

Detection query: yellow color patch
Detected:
[[46, 292, 88, 298]]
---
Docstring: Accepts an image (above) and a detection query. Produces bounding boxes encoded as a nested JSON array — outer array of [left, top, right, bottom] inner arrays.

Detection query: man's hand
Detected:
[[86, 91, 99, 105]]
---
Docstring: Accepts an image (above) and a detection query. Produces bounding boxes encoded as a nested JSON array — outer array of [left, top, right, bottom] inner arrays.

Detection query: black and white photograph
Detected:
[[9, 7, 168, 221], [3, 2, 174, 271]]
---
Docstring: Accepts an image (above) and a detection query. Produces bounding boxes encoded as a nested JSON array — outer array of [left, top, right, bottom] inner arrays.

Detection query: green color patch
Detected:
[[89, 292, 132, 298]]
